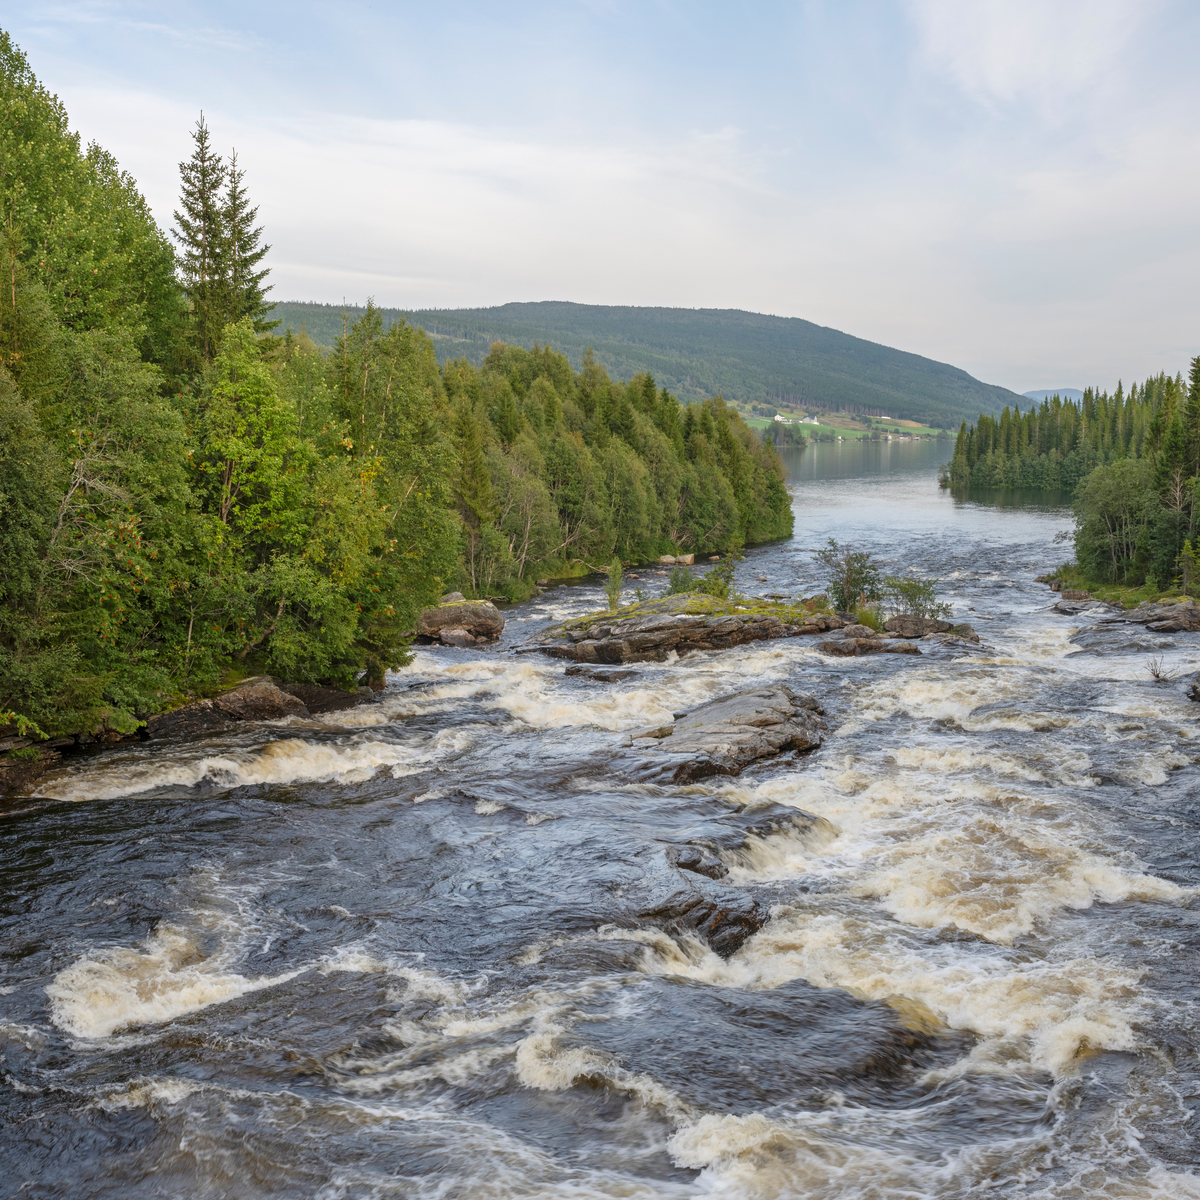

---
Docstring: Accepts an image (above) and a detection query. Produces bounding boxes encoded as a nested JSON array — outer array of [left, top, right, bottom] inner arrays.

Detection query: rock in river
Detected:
[[884, 615, 952, 637], [419, 599, 505, 647], [1098, 598, 1200, 633], [630, 684, 826, 783]]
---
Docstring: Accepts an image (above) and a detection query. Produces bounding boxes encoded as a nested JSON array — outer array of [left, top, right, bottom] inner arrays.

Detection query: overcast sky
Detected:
[[9, 1, 1200, 392]]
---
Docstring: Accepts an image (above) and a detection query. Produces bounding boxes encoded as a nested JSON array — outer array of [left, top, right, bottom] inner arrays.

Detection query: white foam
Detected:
[[36, 727, 482, 803], [46, 922, 304, 1038]]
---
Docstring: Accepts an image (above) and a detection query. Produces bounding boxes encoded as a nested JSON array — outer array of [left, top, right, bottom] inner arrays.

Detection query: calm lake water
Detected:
[[3, 442, 1200, 1199]]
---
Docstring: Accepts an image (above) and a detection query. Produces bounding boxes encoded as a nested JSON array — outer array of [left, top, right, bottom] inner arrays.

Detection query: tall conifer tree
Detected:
[[223, 149, 276, 332], [172, 113, 227, 363]]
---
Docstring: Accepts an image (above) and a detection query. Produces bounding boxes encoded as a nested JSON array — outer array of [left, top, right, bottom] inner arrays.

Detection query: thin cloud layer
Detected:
[[8, 1, 1199, 392]]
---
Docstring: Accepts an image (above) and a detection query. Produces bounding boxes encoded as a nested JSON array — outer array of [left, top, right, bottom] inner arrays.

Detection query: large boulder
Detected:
[[419, 599, 505, 646], [144, 677, 310, 740], [820, 638, 919, 657], [631, 684, 826, 784], [884, 615, 952, 637]]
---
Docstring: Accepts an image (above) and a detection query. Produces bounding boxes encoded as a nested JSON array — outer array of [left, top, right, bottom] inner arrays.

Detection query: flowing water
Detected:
[[4, 439, 1200, 1198]]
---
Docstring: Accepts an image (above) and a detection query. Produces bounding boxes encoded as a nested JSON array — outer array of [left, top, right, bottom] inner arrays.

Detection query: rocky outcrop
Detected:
[[1099, 599, 1200, 633], [820, 638, 920, 656], [563, 665, 639, 683], [143, 676, 374, 741], [144, 676, 307, 739], [659, 554, 695, 565], [884, 615, 952, 637], [629, 684, 826, 783], [419, 598, 505, 647], [540, 605, 845, 664], [625, 803, 823, 956]]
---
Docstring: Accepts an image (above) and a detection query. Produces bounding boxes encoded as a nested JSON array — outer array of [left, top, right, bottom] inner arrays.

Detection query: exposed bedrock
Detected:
[[1098, 599, 1200, 633], [540, 606, 846, 665], [143, 676, 374, 740], [418, 596, 506, 647], [627, 684, 826, 783], [618, 802, 824, 957]]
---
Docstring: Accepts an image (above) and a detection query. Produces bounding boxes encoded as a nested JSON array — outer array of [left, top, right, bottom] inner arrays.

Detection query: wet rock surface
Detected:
[[1099, 599, 1200, 633], [534, 595, 847, 664], [143, 677, 373, 741], [144, 677, 304, 739], [885, 614, 952, 637], [419, 599, 505, 646], [630, 684, 826, 783], [567, 975, 938, 1112], [820, 637, 921, 656]]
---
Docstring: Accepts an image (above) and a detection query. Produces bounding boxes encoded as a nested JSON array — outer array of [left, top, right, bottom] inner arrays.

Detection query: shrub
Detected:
[[666, 566, 699, 594], [814, 539, 883, 611], [883, 575, 951, 619], [854, 607, 885, 632], [696, 544, 743, 600], [604, 558, 623, 611]]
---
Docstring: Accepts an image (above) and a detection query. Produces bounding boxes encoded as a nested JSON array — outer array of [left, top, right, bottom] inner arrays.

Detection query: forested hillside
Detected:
[[273, 300, 1023, 428], [0, 31, 790, 740], [947, 368, 1200, 588]]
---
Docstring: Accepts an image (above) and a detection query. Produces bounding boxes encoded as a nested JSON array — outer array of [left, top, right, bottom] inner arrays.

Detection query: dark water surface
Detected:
[[4, 442, 1200, 1198]]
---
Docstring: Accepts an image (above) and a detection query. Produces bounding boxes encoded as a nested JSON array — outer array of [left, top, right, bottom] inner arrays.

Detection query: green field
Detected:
[[742, 415, 952, 441]]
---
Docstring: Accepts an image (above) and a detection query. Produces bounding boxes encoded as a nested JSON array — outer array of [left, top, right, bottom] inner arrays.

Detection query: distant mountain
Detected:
[[1022, 388, 1084, 402], [272, 300, 1024, 428]]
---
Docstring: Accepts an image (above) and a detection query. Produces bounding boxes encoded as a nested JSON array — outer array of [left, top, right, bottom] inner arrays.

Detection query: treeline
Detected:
[[945, 375, 1196, 491], [946, 365, 1200, 588], [0, 32, 790, 739]]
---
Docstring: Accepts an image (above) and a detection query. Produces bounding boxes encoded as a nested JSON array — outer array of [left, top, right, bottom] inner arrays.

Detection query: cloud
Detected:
[[906, 0, 1145, 117]]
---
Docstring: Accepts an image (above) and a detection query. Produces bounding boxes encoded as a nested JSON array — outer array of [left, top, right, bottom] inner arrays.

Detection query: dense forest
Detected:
[[0, 31, 791, 740], [273, 300, 1023, 429], [946, 368, 1200, 587]]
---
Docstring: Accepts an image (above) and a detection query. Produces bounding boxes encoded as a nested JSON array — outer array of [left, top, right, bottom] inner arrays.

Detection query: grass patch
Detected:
[[1043, 562, 1194, 609]]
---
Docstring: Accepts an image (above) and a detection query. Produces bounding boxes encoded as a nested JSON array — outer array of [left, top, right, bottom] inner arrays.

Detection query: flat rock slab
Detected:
[[1099, 599, 1200, 633], [885, 615, 952, 637], [630, 684, 826, 783], [564, 666, 639, 683], [819, 638, 920, 657], [543, 611, 833, 664]]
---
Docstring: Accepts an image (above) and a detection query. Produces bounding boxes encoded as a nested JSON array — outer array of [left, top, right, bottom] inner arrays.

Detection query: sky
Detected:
[[8, 1, 1200, 393]]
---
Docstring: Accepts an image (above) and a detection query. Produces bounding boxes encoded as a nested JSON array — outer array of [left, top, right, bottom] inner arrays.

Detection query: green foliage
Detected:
[[815, 539, 883, 611], [0, 32, 796, 741], [0, 32, 181, 366], [946, 374, 1190, 493], [853, 607, 885, 632], [0, 710, 46, 739], [883, 575, 950, 619], [1179, 539, 1200, 595], [173, 115, 276, 366], [666, 566, 699, 594], [604, 558, 623, 611], [272, 300, 1018, 428], [695, 544, 743, 600]]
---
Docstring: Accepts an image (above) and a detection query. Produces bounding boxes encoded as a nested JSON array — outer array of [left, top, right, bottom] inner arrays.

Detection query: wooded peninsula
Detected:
[[0, 32, 792, 742], [947, 368, 1200, 593]]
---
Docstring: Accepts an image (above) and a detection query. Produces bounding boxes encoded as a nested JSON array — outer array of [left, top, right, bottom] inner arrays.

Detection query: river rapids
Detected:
[[3, 441, 1199, 1199]]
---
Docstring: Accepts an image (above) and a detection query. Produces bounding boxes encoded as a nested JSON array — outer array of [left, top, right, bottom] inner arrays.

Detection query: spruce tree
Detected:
[[1184, 354, 1200, 478], [172, 113, 227, 363], [223, 149, 276, 332]]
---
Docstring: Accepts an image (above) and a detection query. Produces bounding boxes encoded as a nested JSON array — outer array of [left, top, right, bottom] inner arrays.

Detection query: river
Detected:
[[3, 439, 1200, 1199]]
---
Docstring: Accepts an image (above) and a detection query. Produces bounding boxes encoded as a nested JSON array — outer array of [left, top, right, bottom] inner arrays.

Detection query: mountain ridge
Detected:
[[272, 300, 1023, 427]]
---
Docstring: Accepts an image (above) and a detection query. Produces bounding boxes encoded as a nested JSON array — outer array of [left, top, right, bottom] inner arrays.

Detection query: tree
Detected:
[[604, 557, 623, 611], [815, 538, 882, 611], [173, 113, 227, 364], [222, 150, 276, 333]]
